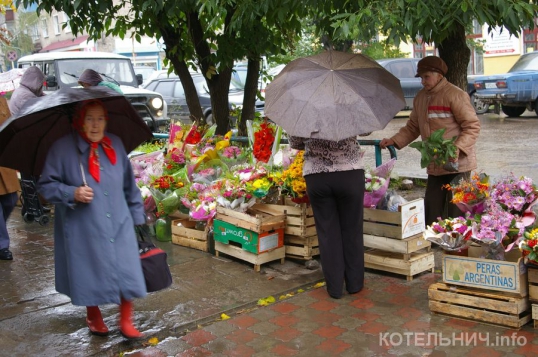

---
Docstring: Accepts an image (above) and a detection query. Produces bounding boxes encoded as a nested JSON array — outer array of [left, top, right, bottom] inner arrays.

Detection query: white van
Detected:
[[17, 52, 168, 131]]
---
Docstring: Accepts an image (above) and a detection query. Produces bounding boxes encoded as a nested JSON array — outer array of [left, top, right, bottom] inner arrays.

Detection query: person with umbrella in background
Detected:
[[37, 99, 147, 339], [0, 96, 18, 261], [8, 66, 45, 115], [379, 56, 480, 226], [264, 51, 406, 299]]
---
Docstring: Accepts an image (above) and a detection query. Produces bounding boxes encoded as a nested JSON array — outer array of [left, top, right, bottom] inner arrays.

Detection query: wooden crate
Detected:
[[364, 233, 431, 256], [442, 246, 528, 297], [250, 201, 316, 237], [528, 266, 538, 302], [215, 206, 286, 233], [214, 241, 285, 272], [364, 248, 434, 281], [533, 304, 538, 328], [171, 219, 210, 252], [284, 234, 319, 260], [429, 282, 532, 329], [363, 198, 425, 239]]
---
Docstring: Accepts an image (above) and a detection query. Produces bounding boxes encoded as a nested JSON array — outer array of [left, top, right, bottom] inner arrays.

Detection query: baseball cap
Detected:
[[415, 56, 448, 77]]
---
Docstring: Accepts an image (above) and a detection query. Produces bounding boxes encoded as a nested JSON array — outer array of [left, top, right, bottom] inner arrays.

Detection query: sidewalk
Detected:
[[1, 205, 537, 357]]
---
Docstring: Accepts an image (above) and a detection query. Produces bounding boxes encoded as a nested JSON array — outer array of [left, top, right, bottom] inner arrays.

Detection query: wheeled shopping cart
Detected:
[[19, 173, 50, 226]]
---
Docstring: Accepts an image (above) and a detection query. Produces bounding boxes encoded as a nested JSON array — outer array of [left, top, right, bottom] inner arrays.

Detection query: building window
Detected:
[[42, 18, 49, 38], [523, 27, 538, 53], [63, 12, 71, 33], [53, 15, 61, 35]]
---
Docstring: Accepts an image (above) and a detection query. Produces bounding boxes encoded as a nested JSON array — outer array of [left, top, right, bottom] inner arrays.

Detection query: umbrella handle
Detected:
[[79, 162, 88, 187]]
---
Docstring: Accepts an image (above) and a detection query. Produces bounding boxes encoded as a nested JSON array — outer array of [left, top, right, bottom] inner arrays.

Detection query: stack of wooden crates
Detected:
[[429, 246, 532, 329], [250, 198, 318, 260], [212, 206, 287, 272], [363, 198, 434, 281]]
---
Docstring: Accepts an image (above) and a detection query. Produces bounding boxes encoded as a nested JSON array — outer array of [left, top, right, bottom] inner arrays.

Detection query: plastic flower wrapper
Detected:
[[130, 150, 164, 185], [519, 227, 538, 266], [444, 172, 490, 216], [190, 159, 228, 185], [183, 117, 209, 146], [244, 176, 274, 199], [423, 216, 473, 252], [471, 202, 524, 258], [364, 158, 396, 208], [151, 189, 180, 218], [246, 119, 282, 165]]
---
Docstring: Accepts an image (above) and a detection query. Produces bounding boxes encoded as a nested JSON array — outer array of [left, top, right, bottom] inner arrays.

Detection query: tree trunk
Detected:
[[208, 67, 233, 135], [438, 23, 470, 92], [237, 58, 261, 137]]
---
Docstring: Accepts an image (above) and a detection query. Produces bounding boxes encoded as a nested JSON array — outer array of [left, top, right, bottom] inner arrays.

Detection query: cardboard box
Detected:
[[363, 198, 425, 239], [442, 245, 528, 296]]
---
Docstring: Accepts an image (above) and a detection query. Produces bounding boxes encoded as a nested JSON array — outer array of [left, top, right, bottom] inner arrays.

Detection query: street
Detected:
[[361, 110, 538, 183]]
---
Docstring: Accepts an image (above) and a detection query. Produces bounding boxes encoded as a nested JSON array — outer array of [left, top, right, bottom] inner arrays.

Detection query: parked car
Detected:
[[17, 52, 168, 131], [473, 51, 538, 117], [143, 73, 264, 125], [376, 58, 479, 112]]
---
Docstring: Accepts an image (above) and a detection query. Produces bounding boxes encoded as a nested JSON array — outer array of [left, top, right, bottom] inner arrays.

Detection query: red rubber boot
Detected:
[[86, 306, 109, 336], [119, 297, 144, 339]]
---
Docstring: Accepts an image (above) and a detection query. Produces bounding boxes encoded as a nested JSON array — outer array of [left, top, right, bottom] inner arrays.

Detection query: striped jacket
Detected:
[[390, 77, 480, 176]]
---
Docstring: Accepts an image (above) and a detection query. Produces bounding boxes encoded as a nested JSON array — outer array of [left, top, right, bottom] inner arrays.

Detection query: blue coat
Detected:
[[38, 132, 147, 306]]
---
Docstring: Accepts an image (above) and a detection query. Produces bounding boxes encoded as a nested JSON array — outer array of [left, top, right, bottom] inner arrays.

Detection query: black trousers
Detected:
[[424, 172, 470, 226], [305, 169, 364, 298]]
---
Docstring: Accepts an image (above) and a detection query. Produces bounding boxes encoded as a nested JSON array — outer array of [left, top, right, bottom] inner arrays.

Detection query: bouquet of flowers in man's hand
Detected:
[[519, 227, 538, 266], [444, 172, 490, 215], [424, 216, 473, 252], [364, 158, 396, 209]]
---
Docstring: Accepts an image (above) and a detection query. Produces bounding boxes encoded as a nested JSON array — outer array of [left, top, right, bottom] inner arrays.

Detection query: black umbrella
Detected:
[[0, 86, 153, 176]]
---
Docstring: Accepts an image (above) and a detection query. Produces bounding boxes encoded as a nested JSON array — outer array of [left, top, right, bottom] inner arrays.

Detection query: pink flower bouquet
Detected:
[[424, 216, 473, 252], [364, 158, 396, 208]]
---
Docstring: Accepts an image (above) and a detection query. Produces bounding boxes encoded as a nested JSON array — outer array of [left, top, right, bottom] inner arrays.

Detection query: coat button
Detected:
[[106, 213, 111, 218], [104, 191, 108, 196], [110, 238, 115, 243]]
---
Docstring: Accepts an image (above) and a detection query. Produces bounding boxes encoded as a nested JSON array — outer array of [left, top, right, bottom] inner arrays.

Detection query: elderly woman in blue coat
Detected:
[[38, 99, 146, 339]]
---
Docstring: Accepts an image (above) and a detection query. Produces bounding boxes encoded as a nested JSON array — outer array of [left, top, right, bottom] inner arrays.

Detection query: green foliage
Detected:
[[359, 42, 409, 60], [409, 129, 458, 169]]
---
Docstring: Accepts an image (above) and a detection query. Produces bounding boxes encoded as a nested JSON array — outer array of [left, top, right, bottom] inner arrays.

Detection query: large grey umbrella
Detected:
[[264, 51, 405, 141]]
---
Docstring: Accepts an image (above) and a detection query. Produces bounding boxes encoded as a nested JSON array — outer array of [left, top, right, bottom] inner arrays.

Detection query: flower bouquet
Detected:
[[519, 227, 538, 266], [190, 159, 228, 185], [271, 150, 308, 204], [215, 178, 256, 212], [364, 158, 396, 209], [444, 172, 490, 215], [218, 145, 250, 168], [489, 173, 538, 223], [247, 119, 282, 165], [424, 216, 473, 252], [167, 119, 189, 152], [182, 196, 218, 222], [471, 202, 524, 259], [130, 150, 164, 186], [409, 128, 459, 172], [163, 147, 186, 176]]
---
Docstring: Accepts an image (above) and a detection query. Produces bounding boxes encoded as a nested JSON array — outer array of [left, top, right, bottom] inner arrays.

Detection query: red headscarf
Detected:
[[72, 99, 116, 182]]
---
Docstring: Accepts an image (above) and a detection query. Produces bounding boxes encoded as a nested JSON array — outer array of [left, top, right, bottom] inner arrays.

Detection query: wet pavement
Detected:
[[1, 111, 538, 356]]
